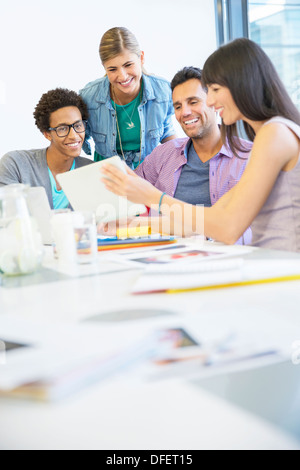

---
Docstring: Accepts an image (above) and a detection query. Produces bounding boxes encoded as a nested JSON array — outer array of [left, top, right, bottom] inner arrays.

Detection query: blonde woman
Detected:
[[80, 27, 176, 169]]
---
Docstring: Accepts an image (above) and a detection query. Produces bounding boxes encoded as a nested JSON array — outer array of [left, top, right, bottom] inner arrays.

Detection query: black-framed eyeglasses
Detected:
[[48, 120, 87, 138]]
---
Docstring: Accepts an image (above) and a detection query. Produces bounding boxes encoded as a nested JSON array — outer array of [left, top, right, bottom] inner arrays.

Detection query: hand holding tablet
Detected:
[[57, 156, 146, 223]]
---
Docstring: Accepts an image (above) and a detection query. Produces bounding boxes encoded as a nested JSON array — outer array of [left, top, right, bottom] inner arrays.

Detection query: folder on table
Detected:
[[131, 258, 300, 294], [98, 235, 176, 251]]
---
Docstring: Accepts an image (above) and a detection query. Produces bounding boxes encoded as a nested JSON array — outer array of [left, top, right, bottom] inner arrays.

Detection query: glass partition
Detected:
[[215, 0, 300, 109], [249, 0, 300, 109]]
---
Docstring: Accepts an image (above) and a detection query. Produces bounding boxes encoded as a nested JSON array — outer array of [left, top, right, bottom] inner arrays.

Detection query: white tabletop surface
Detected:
[[1, 240, 300, 450]]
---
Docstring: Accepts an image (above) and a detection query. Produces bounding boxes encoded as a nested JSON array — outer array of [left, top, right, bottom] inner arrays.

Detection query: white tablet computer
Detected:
[[57, 156, 146, 223]]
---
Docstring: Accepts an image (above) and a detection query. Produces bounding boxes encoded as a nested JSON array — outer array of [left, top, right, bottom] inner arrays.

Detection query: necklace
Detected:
[[112, 88, 142, 167], [121, 99, 138, 130], [112, 88, 140, 129]]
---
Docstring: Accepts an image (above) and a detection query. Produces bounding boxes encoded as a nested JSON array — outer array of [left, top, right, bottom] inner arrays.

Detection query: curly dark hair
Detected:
[[33, 88, 89, 133]]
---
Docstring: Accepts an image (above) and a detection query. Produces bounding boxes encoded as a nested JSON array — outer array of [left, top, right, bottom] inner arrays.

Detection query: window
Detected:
[[215, 0, 300, 110], [249, 0, 300, 109], [215, 0, 249, 44]]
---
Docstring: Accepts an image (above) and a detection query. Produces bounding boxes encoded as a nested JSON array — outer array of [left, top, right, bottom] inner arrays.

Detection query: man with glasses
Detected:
[[0, 88, 92, 209]]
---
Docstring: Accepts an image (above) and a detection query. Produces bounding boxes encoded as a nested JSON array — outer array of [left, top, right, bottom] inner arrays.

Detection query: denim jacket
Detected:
[[79, 74, 175, 161]]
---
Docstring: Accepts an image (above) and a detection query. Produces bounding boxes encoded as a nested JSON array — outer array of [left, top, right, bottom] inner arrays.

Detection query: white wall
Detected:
[[0, 0, 217, 156]]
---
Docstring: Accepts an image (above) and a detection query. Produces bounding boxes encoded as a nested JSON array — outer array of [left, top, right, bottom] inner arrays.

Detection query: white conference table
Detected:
[[1, 239, 300, 450]]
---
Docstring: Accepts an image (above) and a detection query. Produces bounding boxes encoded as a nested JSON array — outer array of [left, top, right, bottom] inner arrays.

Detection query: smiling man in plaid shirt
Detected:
[[135, 66, 252, 244]]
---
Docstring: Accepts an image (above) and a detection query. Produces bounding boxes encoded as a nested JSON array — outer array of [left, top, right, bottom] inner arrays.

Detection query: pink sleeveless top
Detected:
[[251, 117, 300, 252]]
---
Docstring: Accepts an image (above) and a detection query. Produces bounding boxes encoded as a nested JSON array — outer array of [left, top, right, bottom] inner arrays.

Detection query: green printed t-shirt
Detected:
[[94, 91, 141, 162]]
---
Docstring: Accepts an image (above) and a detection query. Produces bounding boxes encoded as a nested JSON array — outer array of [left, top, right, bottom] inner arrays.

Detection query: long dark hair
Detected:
[[202, 38, 300, 144]]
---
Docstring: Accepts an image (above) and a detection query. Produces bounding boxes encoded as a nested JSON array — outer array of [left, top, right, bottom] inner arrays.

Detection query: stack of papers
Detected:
[[0, 303, 295, 399], [107, 242, 241, 267], [98, 235, 176, 251], [121, 309, 293, 383], [0, 315, 152, 402]]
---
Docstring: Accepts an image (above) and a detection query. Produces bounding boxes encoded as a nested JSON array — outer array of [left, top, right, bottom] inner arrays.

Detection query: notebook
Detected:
[[131, 257, 300, 294], [57, 156, 146, 223]]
